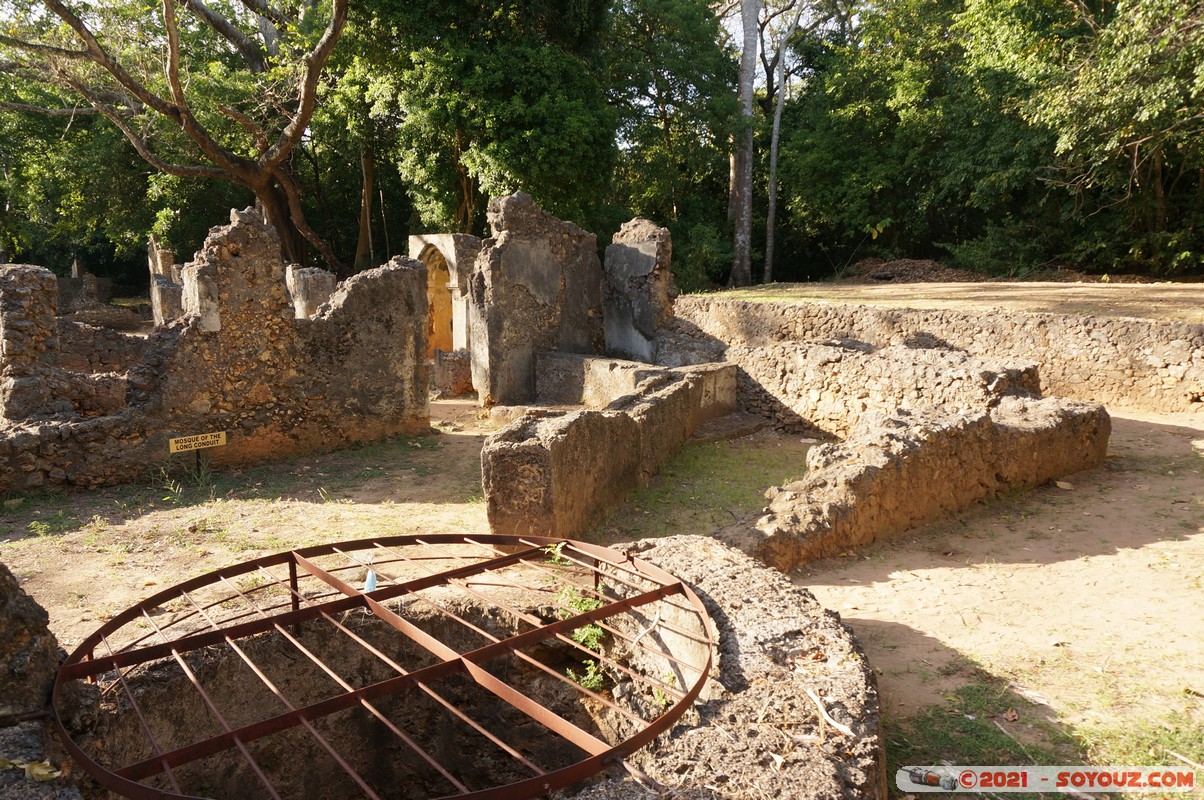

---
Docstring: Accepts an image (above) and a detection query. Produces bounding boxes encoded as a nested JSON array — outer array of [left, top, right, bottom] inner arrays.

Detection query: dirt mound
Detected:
[[842, 257, 1164, 285], [842, 258, 982, 284]]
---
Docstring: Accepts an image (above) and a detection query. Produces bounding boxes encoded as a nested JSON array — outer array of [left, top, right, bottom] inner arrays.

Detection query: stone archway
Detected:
[[419, 244, 454, 359]]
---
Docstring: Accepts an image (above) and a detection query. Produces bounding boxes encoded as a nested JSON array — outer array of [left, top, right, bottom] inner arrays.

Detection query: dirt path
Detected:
[[797, 408, 1204, 774], [724, 282, 1204, 323]]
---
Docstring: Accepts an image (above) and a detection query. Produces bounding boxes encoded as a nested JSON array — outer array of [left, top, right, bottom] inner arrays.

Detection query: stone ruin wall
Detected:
[[652, 300, 1114, 569], [465, 201, 1112, 568], [468, 192, 605, 406], [481, 354, 737, 540], [727, 397, 1110, 572], [0, 208, 429, 493], [671, 297, 1204, 414]]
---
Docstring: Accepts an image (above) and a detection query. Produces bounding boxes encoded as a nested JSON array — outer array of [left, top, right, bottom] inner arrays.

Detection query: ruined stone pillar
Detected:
[[0, 265, 58, 419], [151, 274, 184, 326], [467, 192, 604, 405], [148, 233, 175, 278], [603, 218, 678, 363], [285, 264, 337, 319]]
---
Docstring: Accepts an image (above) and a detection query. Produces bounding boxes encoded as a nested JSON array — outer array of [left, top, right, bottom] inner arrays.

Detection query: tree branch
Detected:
[[161, 0, 189, 112], [0, 100, 100, 116], [40, 0, 180, 122], [237, 0, 290, 32], [0, 34, 89, 61], [276, 166, 344, 273], [218, 103, 269, 153], [60, 71, 232, 182], [178, 0, 267, 72], [260, 0, 348, 171]]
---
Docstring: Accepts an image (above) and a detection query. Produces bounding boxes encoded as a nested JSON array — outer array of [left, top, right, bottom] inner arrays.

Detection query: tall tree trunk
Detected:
[[729, 0, 761, 288], [765, 5, 803, 284], [354, 142, 375, 269], [256, 182, 305, 265]]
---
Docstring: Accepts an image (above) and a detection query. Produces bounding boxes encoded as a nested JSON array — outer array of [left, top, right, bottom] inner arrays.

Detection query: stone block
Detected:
[[468, 193, 604, 405], [0, 563, 62, 719], [285, 265, 337, 319], [150, 274, 184, 327], [603, 218, 677, 362], [434, 349, 473, 396]]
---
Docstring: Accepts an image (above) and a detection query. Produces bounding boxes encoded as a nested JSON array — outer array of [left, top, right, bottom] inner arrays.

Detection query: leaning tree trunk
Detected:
[[256, 181, 306, 266], [354, 142, 375, 269], [729, 0, 762, 288]]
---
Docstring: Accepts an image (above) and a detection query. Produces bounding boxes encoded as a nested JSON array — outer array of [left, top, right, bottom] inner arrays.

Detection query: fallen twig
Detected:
[[1166, 749, 1204, 771], [991, 719, 1033, 761], [804, 687, 854, 737]]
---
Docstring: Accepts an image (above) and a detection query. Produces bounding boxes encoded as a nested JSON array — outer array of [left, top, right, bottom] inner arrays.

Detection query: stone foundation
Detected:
[[571, 536, 885, 800], [724, 398, 1111, 572], [481, 354, 736, 539], [670, 297, 1203, 413]]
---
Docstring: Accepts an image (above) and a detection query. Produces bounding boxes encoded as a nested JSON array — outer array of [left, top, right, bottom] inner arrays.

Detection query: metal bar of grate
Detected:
[[53, 534, 715, 800]]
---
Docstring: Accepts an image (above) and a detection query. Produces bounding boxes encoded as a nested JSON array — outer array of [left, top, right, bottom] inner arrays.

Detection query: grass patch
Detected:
[[597, 434, 812, 540], [889, 680, 1082, 799], [1077, 720, 1204, 772]]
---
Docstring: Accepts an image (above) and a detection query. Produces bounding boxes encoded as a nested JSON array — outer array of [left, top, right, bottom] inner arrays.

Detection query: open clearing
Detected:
[[724, 281, 1204, 324], [2, 281, 1202, 798]]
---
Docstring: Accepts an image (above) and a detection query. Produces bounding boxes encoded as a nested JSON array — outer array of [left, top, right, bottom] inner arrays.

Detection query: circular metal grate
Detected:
[[53, 535, 714, 800]]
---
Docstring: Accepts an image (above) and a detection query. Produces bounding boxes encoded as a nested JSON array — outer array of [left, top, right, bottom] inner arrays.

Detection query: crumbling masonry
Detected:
[[0, 209, 429, 493]]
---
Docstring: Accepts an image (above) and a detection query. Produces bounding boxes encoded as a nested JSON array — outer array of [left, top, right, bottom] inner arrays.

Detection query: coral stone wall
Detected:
[[56, 320, 148, 374], [468, 193, 605, 405], [672, 297, 1203, 413], [730, 398, 1111, 571], [482, 355, 736, 539], [725, 341, 1042, 436], [0, 210, 430, 492]]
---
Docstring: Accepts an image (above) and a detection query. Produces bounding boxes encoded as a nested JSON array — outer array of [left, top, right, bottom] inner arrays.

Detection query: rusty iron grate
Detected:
[[53, 534, 714, 800]]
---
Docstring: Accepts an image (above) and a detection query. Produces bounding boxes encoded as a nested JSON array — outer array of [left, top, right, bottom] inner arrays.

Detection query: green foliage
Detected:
[[542, 542, 571, 566], [375, 0, 617, 233], [566, 658, 606, 691], [603, 0, 737, 286], [774, 0, 1203, 278], [555, 586, 607, 651]]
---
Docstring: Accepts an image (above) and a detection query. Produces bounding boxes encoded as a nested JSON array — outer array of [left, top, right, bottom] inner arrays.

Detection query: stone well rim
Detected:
[[52, 534, 716, 800]]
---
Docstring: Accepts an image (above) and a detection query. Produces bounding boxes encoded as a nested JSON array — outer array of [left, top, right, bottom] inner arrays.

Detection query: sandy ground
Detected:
[[797, 408, 1204, 736], [725, 282, 1204, 324]]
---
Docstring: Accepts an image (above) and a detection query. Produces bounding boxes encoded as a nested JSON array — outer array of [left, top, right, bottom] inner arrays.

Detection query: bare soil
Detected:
[[796, 409, 1204, 737], [2, 277, 1202, 794], [730, 261, 1204, 323]]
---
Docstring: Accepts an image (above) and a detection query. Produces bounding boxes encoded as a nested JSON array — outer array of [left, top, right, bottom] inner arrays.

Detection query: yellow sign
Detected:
[[169, 431, 227, 454]]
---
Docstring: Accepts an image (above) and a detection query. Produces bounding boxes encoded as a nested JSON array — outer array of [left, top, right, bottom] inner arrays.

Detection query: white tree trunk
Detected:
[[765, 4, 803, 284], [728, 0, 761, 287]]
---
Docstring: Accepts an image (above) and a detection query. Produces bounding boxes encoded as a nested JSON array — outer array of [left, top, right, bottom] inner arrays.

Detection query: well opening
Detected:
[[53, 535, 714, 800]]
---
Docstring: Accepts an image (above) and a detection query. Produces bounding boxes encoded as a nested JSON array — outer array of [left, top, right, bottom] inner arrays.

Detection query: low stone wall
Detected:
[[56, 320, 148, 374], [727, 340, 1041, 436], [723, 397, 1111, 572], [569, 536, 885, 800], [670, 297, 1203, 413], [482, 355, 736, 539]]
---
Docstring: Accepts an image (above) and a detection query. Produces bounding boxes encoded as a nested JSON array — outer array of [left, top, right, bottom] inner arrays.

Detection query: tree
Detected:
[[374, 0, 616, 234], [727, 0, 761, 287], [0, 0, 350, 270], [763, 1, 804, 283], [603, 0, 737, 290], [964, 0, 1204, 272]]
